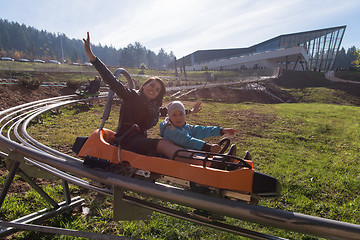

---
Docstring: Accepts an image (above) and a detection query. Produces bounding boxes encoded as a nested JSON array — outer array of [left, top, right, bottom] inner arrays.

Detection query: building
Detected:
[[174, 26, 346, 72]]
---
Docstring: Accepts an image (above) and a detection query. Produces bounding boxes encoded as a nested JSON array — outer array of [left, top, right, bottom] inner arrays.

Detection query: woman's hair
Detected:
[[139, 77, 166, 106]]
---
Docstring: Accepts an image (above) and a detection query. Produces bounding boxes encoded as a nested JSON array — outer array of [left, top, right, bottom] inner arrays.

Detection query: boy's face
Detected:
[[169, 110, 186, 127]]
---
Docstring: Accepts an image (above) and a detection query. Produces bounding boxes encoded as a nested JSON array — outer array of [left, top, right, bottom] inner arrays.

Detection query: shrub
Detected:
[[66, 80, 81, 90], [18, 76, 42, 89]]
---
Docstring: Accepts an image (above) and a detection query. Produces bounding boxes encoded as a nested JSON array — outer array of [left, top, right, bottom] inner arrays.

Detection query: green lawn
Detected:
[[1, 100, 354, 239]]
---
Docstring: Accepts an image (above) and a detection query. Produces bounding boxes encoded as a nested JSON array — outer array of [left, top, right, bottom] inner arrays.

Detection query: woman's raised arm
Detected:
[[83, 32, 96, 62]]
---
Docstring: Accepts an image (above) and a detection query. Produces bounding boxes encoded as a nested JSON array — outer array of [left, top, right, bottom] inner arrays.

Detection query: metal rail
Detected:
[[0, 93, 359, 239], [0, 221, 138, 240], [0, 93, 112, 195]]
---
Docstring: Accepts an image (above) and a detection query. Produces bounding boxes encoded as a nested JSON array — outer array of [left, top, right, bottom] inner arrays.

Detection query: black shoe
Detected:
[[210, 144, 236, 169], [210, 160, 226, 170], [244, 151, 251, 160], [210, 155, 234, 170], [226, 144, 237, 156]]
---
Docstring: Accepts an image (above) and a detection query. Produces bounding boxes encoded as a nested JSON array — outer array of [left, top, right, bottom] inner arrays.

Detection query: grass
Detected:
[[335, 70, 360, 82], [286, 87, 349, 103], [0, 65, 359, 239], [0, 99, 354, 239]]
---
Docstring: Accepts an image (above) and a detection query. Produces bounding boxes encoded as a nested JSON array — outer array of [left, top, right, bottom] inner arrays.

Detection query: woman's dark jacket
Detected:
[[91, 58, 165, 137]]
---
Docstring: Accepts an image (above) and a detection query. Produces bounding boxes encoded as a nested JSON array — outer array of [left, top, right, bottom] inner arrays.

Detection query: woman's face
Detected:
[[143, 80, 162, 100]]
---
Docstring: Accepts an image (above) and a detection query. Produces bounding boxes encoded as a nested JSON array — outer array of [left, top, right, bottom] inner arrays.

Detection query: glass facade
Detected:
[[254, 26, 346, 71]]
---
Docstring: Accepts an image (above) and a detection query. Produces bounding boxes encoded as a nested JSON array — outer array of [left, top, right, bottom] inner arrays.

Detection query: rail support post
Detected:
[[113, 187, 152, 221], [0, 150, 85, 238], [0, 152, 21, 207]]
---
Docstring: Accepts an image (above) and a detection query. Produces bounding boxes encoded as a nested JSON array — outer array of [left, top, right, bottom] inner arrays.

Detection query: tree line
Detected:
[[0, 19, 175, 69], [333, 46, 360, 70]]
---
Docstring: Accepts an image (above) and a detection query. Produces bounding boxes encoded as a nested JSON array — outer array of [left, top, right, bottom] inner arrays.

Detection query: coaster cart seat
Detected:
[[72, 68, 281, 204]]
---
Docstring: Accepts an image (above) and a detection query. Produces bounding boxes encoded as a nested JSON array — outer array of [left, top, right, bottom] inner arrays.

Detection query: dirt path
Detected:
[[325, 71, 360, 84], [0, 84, 75, 111]]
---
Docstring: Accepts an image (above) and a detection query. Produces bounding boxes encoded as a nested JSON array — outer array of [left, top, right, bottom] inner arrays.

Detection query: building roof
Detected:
[[174, 25, 346, 72]]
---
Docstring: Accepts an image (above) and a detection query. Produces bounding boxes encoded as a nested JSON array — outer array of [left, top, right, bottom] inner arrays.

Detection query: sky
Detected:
[[1, 0, 359, 58]]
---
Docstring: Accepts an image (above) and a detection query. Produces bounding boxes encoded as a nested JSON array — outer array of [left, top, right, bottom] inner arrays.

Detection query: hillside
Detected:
[[172, 70, 360, 106], [1, 70, 360, 110], [274, 70, 360, 105]]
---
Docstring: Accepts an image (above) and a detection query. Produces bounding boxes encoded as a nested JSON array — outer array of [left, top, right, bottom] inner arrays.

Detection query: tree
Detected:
[[333, 47, 346, 69], [333, 46, 360, 70], [352, 48, 360, 69], [157, 48, 166, 69], [71, 48, 79, 63], [346, 46, 357, 68], [146, 50, 157, 69], [134, 42, 146, 68], [119, 44, 136, 67], [26, 42, 36, 59], [13, 50, 21, 59]]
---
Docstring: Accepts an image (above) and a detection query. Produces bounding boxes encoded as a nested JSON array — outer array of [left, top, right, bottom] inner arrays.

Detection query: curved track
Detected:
[[0, 93, 359, 240], [0, 93, 112, 196]]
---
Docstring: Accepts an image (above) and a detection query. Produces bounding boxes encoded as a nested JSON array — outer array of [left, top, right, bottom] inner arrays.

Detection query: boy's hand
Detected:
[[191, 100, 203, 114], [222, 128, 239, 135]]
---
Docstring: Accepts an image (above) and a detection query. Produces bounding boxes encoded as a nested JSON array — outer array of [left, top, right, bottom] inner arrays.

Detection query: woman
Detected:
[[83, 32, 202, 163]]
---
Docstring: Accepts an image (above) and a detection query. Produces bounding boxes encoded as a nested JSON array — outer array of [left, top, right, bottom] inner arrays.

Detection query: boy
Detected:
[[160, 101, 239, 154]]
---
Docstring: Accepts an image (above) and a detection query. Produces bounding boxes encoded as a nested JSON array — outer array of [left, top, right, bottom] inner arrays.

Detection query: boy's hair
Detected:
[[167, 101, 185, 116], [139, 77, 166, 107]]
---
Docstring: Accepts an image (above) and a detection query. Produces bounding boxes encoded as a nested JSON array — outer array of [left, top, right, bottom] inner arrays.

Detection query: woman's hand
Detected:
[[83, 32, 96, 62], [221, 128, 239, 135], [191, 100, 203, 114]]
